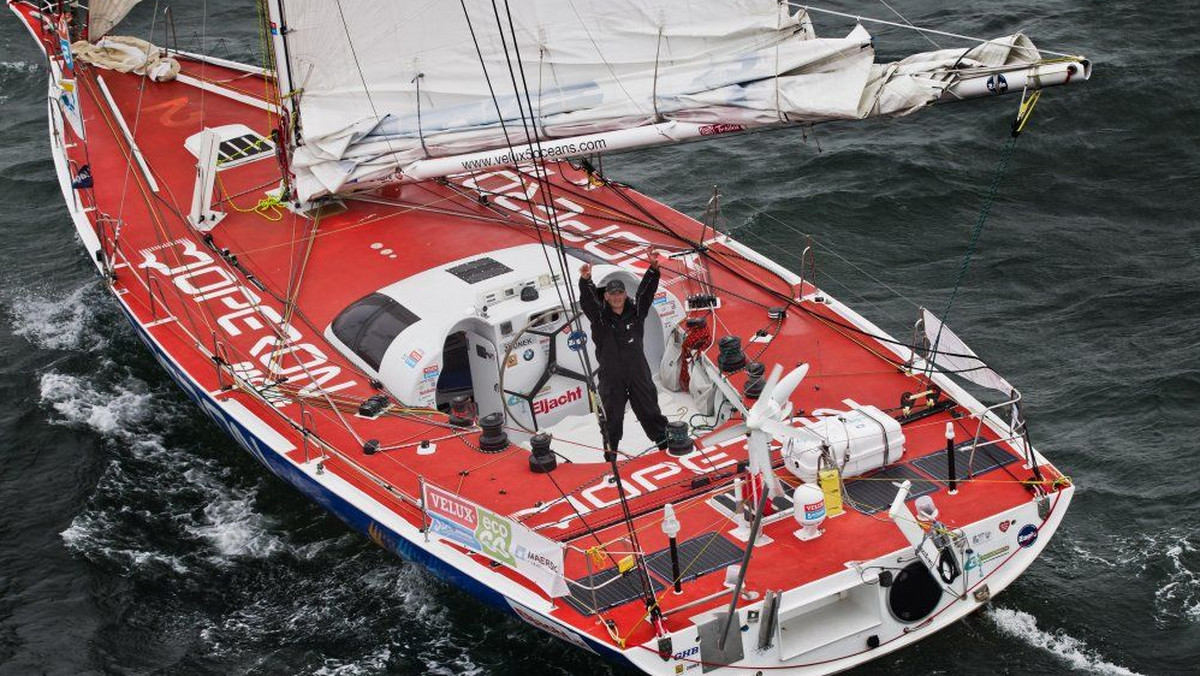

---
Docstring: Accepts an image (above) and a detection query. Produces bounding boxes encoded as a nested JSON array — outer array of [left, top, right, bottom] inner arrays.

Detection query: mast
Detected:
[[263, 0, 299, 197]]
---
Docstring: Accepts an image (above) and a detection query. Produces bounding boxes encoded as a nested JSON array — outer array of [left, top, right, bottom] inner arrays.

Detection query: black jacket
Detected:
[[579, 267, 660, 382]]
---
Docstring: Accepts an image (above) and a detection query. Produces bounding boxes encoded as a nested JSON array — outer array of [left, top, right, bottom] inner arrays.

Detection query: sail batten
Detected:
[[269, 1, 1087, 199]]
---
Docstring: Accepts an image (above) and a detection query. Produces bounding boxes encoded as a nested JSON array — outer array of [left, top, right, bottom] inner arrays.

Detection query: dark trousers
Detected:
[[598, 369, 668, 454]]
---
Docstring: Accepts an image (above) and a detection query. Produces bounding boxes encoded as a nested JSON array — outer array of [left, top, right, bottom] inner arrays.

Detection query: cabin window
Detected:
[[331, 293, 420, 371]]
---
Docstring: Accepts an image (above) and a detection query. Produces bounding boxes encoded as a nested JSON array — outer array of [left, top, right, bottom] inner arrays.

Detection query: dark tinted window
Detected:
[[331, 293, 420, 371]]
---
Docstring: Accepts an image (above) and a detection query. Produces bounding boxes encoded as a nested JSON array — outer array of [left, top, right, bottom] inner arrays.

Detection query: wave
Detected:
[[183, 470, 287, 561], [39, 370, 159, 443], [987, 607, 1145, 676], [41, 368, 295, 574], [7, 281, 111, 352], [1154, 535, 1199, 624], [0, 60, 37, 74], [1066, 529, 1199, 626]]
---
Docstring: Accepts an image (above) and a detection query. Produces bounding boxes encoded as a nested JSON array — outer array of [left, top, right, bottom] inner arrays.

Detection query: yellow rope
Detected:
[[217, 173, 285, 221], [1013, 89, 1042, 136]]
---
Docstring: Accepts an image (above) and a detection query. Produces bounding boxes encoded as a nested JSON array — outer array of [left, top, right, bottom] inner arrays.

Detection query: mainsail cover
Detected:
[[88, 0, 142, 40], [274, 1, 1046, 199]]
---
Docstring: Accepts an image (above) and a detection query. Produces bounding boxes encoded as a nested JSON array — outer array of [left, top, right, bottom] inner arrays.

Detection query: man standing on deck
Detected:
[[579, 253, 669, 461]]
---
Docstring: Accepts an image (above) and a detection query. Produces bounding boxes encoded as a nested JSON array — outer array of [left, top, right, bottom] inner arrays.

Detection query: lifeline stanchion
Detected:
[[946, 422, 958, 495], [661, 503, 683, 595]]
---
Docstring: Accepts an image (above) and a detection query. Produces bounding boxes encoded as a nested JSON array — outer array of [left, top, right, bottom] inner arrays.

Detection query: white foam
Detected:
[[38, 371, 157, 442], [1072, 531, 1199, 625], [185, 481, 286, 560], [8, 283, 109, 352], [987, 607, 1145, 676], [1155, 537, 1199, 623], [61, 516, 190, 574], [0, 60, 37, 74], [313, 647, 393, 676]]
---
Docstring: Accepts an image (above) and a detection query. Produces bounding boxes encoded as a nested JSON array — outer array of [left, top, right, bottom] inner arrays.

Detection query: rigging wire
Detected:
[[483, 0, 661, 626], [798, 4, 1087, 58], [924, 129, 1021, 379], [875, 0, 942, 50]]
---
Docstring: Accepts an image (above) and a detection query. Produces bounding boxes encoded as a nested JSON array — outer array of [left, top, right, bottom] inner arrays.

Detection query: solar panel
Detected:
[[216, 133, 272, 166], [910, 440, 1019, 484], [562, 567, 664, 616], [446, 257, 512, 284], [842, 464, 939, 515], [644, 533, 744, 587]]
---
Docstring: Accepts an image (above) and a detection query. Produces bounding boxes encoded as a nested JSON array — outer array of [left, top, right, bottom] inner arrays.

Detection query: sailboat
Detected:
[[10, 0, 1090, 673]]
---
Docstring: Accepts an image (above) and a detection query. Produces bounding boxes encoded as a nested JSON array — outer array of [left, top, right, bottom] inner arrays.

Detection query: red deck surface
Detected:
[[17, 1, 1065, 652]]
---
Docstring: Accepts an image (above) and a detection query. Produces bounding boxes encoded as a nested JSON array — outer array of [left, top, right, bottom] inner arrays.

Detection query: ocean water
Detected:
[[1, 2, 1196, 675]]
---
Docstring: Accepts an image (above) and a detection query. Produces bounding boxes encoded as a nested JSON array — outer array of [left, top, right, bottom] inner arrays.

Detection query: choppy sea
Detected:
[[1, 2, 1196, 674]]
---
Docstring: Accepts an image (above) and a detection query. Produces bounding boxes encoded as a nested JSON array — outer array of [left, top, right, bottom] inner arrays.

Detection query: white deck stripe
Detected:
[[95, 75, 159, 193], [176, 73, 280, 114], [144, 316, 178, 328]]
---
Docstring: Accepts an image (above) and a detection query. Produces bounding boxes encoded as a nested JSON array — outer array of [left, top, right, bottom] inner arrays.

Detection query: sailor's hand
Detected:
[[580, 263, 592, 280], [648, 250, 660, 270]]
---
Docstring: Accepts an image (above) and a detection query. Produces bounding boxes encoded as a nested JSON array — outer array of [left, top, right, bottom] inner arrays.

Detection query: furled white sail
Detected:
[[922, 309, 1013, 394], [270, 1, 1086, 200], [88, 0, 141, 40]]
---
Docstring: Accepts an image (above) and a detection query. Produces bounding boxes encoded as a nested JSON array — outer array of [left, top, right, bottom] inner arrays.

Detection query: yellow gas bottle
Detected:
[[818, 467, 845, 517]]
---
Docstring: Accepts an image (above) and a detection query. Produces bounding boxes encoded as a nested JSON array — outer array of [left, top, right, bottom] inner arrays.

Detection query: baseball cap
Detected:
[[604, 279, 626, 293]]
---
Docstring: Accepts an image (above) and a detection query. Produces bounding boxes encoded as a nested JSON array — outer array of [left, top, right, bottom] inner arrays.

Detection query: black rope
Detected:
[[925, 133, 1020, 378]]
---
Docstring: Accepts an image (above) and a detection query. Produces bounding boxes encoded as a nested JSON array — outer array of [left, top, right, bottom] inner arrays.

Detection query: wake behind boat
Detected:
[[10, 1, 1090, 673]]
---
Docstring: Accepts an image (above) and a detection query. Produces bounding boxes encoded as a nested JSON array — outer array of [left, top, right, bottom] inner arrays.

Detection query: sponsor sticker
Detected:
[[567, 330, 587, 352], [1017, 524, 1039, 548], [699, 123, 746, 136], [509, 601, 596, 654], [424, 485, 568, 598], [979, 545, 1011, 563], [999, 519, 1013, 533], [522, 348, 535, 361], [532, 386, 583, 416], [422, 364, 440, 381], [972, 530, 993, 546], [803, 500, 825, 521], [404, 349, 424, 368]]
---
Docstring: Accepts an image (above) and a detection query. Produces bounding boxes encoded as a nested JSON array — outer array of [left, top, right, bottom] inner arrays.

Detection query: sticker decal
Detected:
[[532, 386, 583, 416], [979, 545, 1011, 563], [1017, 524, 1039, 548], [508, 601, 596, 654], [987, 73, 1009, 94], [567, 330, 587, 352]]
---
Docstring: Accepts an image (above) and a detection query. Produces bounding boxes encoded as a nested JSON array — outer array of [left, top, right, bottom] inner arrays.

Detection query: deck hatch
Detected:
[[644, 533, 744, 586], [843, 464, 939, 515], [910, 441, 1019, 484], [563, 567, 664, 616], [446, 257, 512, 284]]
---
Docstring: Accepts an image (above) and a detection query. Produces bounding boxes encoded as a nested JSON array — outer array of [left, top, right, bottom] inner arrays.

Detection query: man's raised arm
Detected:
[[636, 252, 661, 319], [578, 263, 601, 323]]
